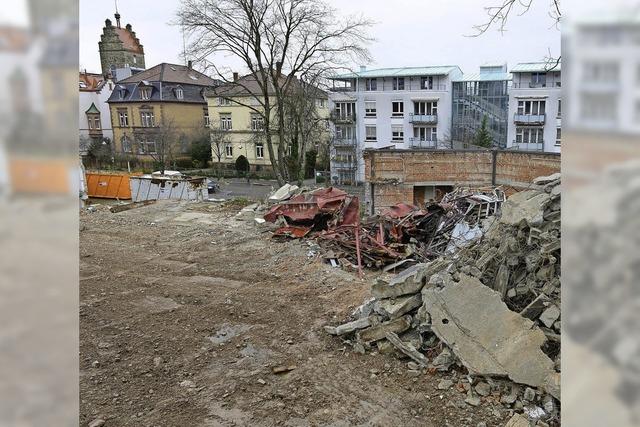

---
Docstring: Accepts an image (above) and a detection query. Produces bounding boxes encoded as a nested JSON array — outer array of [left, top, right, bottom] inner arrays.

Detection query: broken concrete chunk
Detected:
[[500, 190, 551, 226], [476, 247, 498, 270], [437, 379, 454, 390], [539, 305, 560, 328], [519, 293, 551, 320], [371, 259, 447, 299], [324, 315, 378, 336], [533, 173, 561, 185], [384, 332, 428, 367], [373, 293, 422, 319], [356, 315, 411, 344], [431, 347, 455, 371], [268, 183, 299, 202], [543, 371, 560, 400], [494, 263, 510, 298], [422, 274, 555, 389], [505, 413, 530, 427]]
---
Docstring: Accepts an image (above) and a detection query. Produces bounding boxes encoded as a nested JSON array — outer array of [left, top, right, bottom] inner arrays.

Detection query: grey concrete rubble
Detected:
[[324, 175, 561, 423]]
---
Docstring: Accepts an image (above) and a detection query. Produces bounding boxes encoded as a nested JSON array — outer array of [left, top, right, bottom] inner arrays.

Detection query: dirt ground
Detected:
[[80, 199, 515, 427]]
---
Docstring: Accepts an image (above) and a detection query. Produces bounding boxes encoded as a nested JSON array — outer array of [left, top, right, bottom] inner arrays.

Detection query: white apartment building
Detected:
[[507, 62, 562, 153], [565, 12, 640, 135], [328, 66, 462, 185]]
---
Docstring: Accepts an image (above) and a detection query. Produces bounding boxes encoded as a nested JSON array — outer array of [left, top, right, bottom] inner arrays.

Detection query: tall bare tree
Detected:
[[209, 119, 232, 177], [133, 119, 178, 174], [470, 0, 561, 69], [177, 0, 372, 185]]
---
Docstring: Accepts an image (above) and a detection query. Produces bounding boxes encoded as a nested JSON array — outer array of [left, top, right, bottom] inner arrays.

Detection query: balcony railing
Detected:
[[511, 140, 544, 151], [333, 138, 357, 147], [409, 138, 438, 149], [330, 110, 356, 123], [332, 160, 357, 168], [514, 113, 546, 125], [328, 86, 355, 92], [409, 113, 438, 124]]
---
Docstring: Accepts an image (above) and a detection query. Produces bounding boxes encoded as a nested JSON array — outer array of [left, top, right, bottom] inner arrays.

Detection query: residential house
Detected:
[[107, 62, 218, 163], [206, 72, 329, 173], [328, 65, 462, 184], [79, 71, 114, 155], [507, 62, 562, 152]]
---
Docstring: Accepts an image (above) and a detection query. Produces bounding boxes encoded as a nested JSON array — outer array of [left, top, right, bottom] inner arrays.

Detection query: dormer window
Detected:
[[140, 87, 151, 100], [175, 87, 184, 100], [118, 89, 126, 100]]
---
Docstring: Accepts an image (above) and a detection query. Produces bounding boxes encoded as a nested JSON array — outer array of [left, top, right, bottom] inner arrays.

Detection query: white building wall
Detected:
[[79, 80, 114, 143], [507, 71, 562, 153], [329, 71, 458, 184]]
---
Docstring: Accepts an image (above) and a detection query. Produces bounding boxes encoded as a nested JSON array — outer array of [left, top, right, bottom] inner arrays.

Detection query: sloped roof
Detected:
[[0, 26, 30, 52], [117, 63, 219, 86], [114, 27, 143, 54], [331, 66, 462, 80], [453, 72, 512, 82], [210, 72, 327, 99], [107, 80, 209, 104], [85, 103, 100, 114], [511, 62, 561, 73], [79, 72, 106, 92]]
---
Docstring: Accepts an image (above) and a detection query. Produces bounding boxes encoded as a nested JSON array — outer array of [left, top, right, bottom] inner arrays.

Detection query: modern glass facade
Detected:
[[452, 78, 510, 148]]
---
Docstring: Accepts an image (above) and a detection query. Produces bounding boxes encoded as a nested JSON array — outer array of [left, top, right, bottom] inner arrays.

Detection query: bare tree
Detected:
[[177, 0, 372, 186], [470, 0, 561, 69], [133, 119, 178, 174], [209, 119, 232, 177]]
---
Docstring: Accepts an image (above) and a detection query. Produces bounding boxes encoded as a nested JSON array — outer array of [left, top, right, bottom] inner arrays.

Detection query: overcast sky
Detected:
[[79, 0, 564, 75]]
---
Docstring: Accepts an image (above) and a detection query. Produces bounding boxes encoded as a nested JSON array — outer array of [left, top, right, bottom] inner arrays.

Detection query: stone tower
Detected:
[[98, 12, 145, 78]]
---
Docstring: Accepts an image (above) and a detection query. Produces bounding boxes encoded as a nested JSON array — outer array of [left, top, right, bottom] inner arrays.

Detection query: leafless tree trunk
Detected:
[[177, 0, 372, 186], [209, 119, 231, 178], [133, 119, 178, 174]]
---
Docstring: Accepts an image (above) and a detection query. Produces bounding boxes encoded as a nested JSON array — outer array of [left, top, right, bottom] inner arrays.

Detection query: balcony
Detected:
[[514, 113, 546, 125], [328, 86, 355, 92], [409, 113, 438, 124], [409, 138, 438, 149], [511, 140, 544, 151], [332, 160, 357, 169], [330, 110, 356, 123], [333, 138, 357, 147]]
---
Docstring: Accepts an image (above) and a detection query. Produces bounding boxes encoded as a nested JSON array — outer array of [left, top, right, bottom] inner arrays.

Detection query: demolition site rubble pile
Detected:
[[262, 185, 505, 270], [324, 174, 562, 425]]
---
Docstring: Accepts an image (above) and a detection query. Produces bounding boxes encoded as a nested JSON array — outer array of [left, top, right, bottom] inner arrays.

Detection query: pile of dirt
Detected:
[[325, 174, 561, 426]]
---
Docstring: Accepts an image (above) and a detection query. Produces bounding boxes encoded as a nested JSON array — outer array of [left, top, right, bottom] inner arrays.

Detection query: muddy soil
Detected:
[[80, 200, 513, 426]]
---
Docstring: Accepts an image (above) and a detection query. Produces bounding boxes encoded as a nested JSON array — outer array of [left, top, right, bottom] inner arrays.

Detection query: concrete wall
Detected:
[[364, 149, 560, 213]]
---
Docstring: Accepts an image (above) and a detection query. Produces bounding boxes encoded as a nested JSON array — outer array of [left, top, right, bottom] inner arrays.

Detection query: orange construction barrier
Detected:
[[85, 173, 131, 199], [9, 157, 74, 195]]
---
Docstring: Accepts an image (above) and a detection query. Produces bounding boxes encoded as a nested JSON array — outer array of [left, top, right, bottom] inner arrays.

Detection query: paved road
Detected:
[[210, 178, 364, 201]]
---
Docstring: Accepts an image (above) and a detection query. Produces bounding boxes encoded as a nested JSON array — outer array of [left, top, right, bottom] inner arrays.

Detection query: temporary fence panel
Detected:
[[130, 176, 208, 202]]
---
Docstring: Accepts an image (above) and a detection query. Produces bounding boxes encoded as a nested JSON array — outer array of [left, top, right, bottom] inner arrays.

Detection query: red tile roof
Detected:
[[79, 72, 106, 92], [115, 27, 143, 54]]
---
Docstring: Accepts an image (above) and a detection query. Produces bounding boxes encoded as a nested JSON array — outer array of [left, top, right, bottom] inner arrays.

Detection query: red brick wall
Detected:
[[364, 149, 560, 213]]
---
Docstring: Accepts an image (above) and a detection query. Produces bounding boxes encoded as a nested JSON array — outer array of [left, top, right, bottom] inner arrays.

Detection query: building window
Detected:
[[392, 77, 405, 91], [392, 101, 404, 117], [256, 143, 264, 158], [87, 114, 101, 130], [414, 126, 437, 141], [121, 136, 132, 153], [335, 102, 355, 119], [118, 110, 129, 127], [365, 78, 377, 91], [317, 99, 325, 108], [515, 127, 544, 144], [204, 109, 210, 127], [391, 125, 404, 141], [118, 89, 126, 100], [517, 100, 546, 115], [421, 76, 433, 90], [138, 137, 157, 154], [140, 110, 155, 127], [557, 99, 562, 118], [218, 97, 232, 106], [414, 101, 437, 115], [335, 125, 354, 140], [583, 61, 619, 83], [220, 113, 232, 130], [530, 73, 547, 87], [555, 128, 561, 146], [175, 87, 184, 100], [140, 87, 151, 100], [251, 114, 264, 131], [364, 101, 376, 117], [365, 125, 377, 141], [225, 144, 233, 158]]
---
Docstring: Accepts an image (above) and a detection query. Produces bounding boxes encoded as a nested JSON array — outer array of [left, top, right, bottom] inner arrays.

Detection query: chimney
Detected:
[[187, 60, 193, 69], [233, 72, 239, 82], [126, 23, 132, 31], [360, 65, 367, 72], [105, 19, 112, 28]]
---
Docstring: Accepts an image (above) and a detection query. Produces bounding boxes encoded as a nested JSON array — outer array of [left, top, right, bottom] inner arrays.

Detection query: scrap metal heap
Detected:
[[324, 174, 562, 426], [263, 186, 505, 270]]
